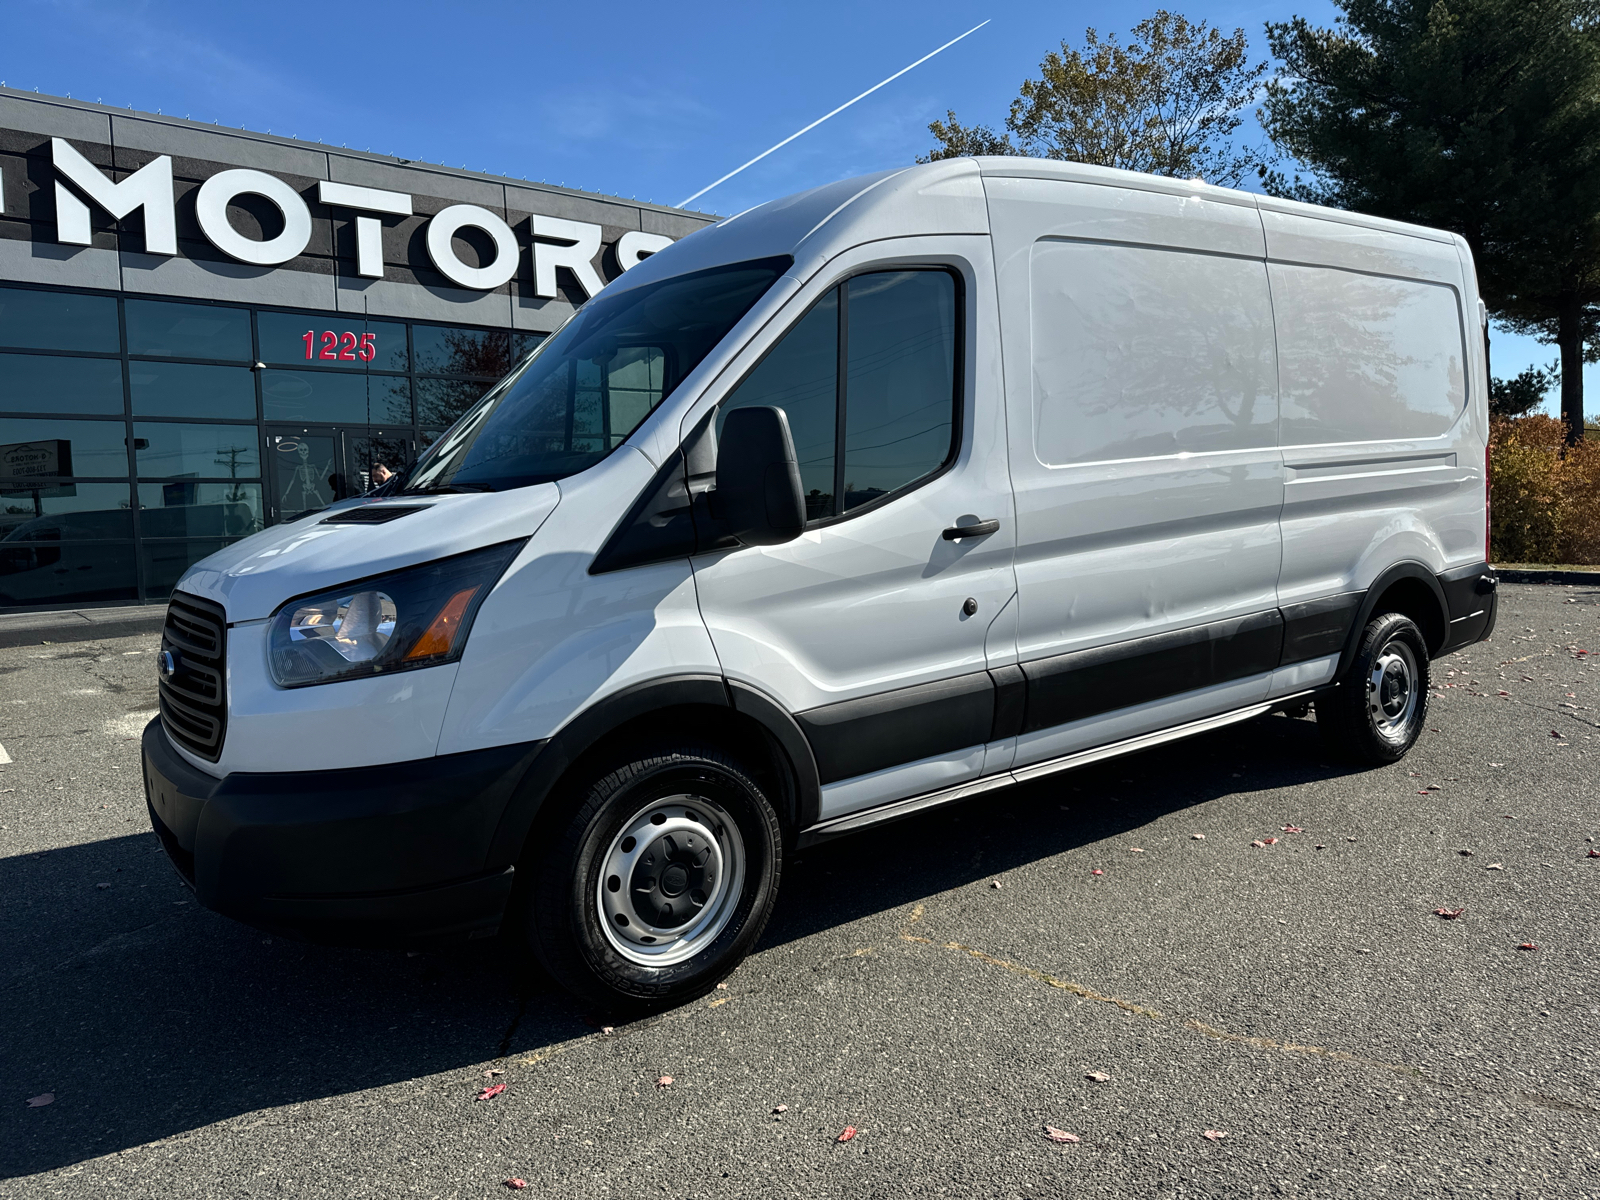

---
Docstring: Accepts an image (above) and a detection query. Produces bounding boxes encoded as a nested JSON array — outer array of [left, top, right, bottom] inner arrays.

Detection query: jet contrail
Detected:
[[676, 19, 991, 209]]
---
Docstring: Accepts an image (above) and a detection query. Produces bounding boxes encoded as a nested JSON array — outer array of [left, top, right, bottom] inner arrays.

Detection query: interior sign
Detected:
[[45, 138, 674, 297]]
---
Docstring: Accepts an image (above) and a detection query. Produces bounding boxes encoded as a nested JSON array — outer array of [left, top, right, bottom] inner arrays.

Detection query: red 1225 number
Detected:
[[301, 331, 377, 362]]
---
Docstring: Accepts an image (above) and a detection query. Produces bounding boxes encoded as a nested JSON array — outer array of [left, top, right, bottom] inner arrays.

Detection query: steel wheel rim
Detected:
[[596, 794, 746, 968], [1367, 639, 1419, 742]]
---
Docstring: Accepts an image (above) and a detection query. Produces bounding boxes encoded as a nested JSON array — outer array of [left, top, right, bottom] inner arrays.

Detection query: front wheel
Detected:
[[524, 742, 783, 1011], [1316, 612, 1431, 765]]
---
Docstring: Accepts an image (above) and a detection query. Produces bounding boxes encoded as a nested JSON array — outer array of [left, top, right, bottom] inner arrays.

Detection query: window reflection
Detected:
[[137, 482, 263, 538], [132, 422, 260, 479], [0, 288, 119, 353], [125, 300, 252, 361], [1, 354, 126, 417]]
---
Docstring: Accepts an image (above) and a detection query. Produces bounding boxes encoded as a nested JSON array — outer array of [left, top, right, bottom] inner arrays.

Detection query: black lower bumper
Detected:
[[1437, 561, 1499, 655], [141, 718, 544, 945]]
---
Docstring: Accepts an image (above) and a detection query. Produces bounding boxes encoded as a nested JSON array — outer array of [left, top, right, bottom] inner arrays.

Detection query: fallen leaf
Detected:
[[991, 880, 1003, 889], [1587, 849, 1600, 858], [25, 1093, 54, 1108], [1250, 840, 1265, 848], [656, 1076, 673, 1088], [1191, 834, 1206, 840], [773, 1104, 788, 1114], [1129, 847, 1145, 853], [1518, 943, 1538, 951], [483, 1068, 504, 1078], [1282, 825, 1305, 833], [1202, 1129, 1228, 1141], [1347, 837, 1357, 842], [1315, 844, 1326, 850], [1459, 849, 1474, 857], [504, 1180, 528, 1191], [1486, 863, 1504, 870], [837, 1126, 857, 1142], [1434, 908, 1466, 920], [1551, 730, 1565, 739], [96, 882, 110, 890], [1085, 1071, 1110, 1082], [716, 982, 729, 989], [1263, 837, 1278, 845], [1043, 1125, 1080, 1144], [476, 1083, 506, 1101], [601, 1026, 614, 1035]]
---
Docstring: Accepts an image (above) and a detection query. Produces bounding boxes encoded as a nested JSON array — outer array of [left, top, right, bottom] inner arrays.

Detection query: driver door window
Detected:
[[719, 269, 957, 524]]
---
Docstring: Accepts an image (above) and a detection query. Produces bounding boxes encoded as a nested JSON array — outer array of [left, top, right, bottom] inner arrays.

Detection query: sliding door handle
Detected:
[[942, 518, 1000, 541]]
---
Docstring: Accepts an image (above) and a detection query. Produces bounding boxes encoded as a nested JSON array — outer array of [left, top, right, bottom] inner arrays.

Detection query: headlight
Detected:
[[267, 540, 524, 688]]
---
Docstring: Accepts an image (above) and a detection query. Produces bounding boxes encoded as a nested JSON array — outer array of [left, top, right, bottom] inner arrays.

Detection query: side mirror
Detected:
[[713, 406, 806, 546]]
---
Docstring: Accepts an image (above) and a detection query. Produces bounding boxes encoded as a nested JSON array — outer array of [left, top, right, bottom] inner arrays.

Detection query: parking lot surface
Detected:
[[1, 583, 1597, 1199]]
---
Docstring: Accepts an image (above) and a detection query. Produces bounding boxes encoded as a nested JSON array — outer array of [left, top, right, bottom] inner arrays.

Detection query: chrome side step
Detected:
[[798, 696, 1299, 844]]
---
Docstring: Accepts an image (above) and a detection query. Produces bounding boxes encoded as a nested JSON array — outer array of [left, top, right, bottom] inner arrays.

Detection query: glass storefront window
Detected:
[[0, 417, 129, 479], [0, 287, 120, 354], [132, 422, 260, 479], [0, 540, 137, 607], [0, 287, 549, 609], [413, 325, 510, 378], [137, 482, 263, 538], [257, 312, 408, 372], [125, 299, 252, 361], [0, 482, 134, 539], [261, 371, 411, 424], [130, 362, 256, 420], [1, 353, 126, 416]]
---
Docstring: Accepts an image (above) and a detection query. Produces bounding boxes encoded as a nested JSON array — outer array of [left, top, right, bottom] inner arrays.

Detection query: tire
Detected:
[[523, 740, 783, 1011], [1316, 612, 1431, 765]]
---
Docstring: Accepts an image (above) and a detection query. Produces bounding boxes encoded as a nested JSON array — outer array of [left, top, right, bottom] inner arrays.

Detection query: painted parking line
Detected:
[[0, 743, 11, 764]]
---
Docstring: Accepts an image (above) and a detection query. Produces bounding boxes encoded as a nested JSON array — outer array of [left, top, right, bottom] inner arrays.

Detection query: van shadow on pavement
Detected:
[[1, 712, 1353, 1178]]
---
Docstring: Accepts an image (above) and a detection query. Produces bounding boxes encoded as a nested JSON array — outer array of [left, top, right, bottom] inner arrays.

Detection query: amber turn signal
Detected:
[[405, 587, 480, 660]]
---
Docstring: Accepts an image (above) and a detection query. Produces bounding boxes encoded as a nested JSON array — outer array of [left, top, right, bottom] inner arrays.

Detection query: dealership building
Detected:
[[0, 87, 715, 611]]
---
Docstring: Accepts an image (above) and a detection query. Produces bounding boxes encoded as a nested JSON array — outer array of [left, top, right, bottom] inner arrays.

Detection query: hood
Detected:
[[175, 485, 561, 621]]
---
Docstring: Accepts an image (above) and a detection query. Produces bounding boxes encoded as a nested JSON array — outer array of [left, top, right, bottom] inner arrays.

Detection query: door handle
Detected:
[[942, 518, 1000, 541]]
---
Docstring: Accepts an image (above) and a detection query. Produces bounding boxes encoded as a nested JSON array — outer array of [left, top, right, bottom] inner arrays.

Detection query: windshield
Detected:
[[400, 256, 791, 493]]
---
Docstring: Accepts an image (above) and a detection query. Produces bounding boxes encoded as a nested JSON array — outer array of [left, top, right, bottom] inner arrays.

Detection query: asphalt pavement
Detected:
[[1, 583, 1597, 1198]]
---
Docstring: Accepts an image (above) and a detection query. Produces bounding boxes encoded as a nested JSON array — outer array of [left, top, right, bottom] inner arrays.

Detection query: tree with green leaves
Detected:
[[1261, 0, 1600, 443], [921, 10, 1271, 188]]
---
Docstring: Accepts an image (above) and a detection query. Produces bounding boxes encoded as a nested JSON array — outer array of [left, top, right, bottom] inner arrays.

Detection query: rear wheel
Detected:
[[524, 741, 783, 1011], [1316, 612, 1431, 765]]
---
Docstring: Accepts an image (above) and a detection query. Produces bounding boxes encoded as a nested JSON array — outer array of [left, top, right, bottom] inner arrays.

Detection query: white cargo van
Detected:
[[143, 158, 1497, 1008]]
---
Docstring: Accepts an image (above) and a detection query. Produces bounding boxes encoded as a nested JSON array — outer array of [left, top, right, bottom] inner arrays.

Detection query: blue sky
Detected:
[[2, 0, 1585, 412]]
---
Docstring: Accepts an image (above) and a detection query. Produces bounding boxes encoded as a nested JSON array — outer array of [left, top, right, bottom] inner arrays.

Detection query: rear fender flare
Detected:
[[1338, 561, 1449, 675]]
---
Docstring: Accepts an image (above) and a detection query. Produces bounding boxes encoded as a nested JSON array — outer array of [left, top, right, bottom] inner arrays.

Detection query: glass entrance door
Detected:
[[267, 426, 418, 524], [267, 428, 341, 523]]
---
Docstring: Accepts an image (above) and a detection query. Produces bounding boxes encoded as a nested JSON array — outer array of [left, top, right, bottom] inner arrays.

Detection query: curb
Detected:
[[1493, 568, 1600, 586], [0, 609, 167, 651]]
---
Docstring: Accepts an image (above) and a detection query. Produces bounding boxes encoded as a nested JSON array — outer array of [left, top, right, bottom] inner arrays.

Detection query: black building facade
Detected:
[[0, 88, 715, 611]]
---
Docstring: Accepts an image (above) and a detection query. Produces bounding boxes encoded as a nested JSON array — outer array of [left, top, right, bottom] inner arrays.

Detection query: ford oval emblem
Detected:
[[157, 650, 177, 679]]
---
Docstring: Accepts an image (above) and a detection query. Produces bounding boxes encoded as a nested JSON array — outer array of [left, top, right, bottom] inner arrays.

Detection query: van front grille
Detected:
[[159, 593, 228, 762]]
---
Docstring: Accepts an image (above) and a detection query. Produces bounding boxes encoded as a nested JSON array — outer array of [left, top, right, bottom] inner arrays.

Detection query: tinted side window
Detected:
[[843, 271, 956, 511], [717, 269, 958, 525], [719, 290, 838, 521]]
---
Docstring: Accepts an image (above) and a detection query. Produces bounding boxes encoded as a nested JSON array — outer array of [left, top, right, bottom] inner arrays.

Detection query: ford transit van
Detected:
[[142, 158, 1497, 1008]]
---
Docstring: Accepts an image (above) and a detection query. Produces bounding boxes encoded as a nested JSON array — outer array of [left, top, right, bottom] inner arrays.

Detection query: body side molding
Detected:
[[798, 694, 1310, 846]]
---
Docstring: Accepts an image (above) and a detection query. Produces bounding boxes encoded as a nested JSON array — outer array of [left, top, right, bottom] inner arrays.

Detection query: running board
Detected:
[[797, 696, 1300, 846]]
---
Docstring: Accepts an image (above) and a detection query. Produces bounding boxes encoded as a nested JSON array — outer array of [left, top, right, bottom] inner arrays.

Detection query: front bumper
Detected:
[[141, 718, 544, 944]]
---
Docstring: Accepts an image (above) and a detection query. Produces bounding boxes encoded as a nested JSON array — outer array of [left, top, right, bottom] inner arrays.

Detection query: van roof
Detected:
[[609, 157, 1462, 295]]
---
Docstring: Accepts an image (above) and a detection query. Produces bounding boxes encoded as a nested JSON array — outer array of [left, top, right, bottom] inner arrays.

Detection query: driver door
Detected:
[[691, 251, 1016, 822]]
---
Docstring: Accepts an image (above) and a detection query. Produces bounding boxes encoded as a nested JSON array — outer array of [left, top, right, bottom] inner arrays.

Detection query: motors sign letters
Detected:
[[45, 138, 672, 298]]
